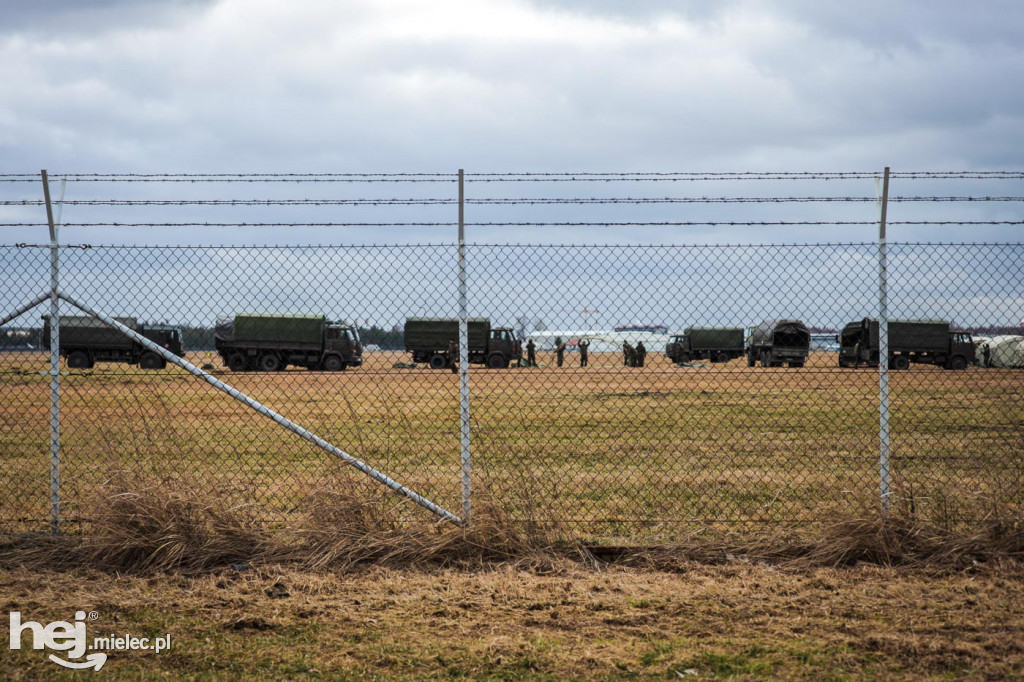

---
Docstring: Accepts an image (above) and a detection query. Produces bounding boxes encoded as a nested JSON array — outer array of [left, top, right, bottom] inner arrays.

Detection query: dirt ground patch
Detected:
[[2, 561, 1023, 679]]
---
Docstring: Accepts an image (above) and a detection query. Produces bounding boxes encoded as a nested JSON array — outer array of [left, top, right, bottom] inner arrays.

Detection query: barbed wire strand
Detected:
[[2, 171, 1023, 183], [3, 220, 1024, 228]]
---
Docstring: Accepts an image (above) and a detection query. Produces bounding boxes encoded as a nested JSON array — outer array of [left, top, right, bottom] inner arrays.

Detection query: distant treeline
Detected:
[[357, 325, 404, 350], [0, 328, 39, 349]]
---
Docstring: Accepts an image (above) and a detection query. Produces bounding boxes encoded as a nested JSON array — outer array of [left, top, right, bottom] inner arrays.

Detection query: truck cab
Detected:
[[947, 331, 975, 370], [327, 324, 363, 367], [144, 325, 186, 357], [837, 322, 863, 367], [665, 335, 689, 363], [487, 328, 520, 368]]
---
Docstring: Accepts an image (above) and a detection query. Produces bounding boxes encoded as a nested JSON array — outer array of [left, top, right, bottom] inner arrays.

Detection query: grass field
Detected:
[[2, 348, 1021, 541], [2, 560, 1023, 679]]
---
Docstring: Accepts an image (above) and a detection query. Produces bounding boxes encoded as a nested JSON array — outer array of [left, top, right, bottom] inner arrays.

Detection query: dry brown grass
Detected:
[[617, 515, 1024, 573], [0, 471, 578, 575], [2, 472, 1021, 577], [2, 473, 1024, 678], [2, 556, 1023, 678]]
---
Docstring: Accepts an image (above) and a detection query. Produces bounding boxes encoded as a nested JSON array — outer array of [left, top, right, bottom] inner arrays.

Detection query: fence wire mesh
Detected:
[[1, 171, 1022, 543]]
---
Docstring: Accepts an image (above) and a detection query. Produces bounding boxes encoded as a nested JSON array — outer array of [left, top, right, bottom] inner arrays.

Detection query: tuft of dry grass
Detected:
[[284, 478, 573, 571], [0, 471, 579, 574], [795, 514, 1024, 568], [614, 513, 1024, 572], [5, 470, 269, 573]]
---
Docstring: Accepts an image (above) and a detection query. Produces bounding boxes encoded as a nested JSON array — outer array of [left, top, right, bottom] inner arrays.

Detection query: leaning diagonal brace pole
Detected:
[[57, 292, 464, 526], [0, 292, 50, 328]]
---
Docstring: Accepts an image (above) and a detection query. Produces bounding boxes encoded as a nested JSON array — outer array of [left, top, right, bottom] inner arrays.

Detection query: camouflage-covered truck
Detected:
[[838, 318, 974, 370], [215, 313, 362, 372], [747, 319, 810, 368], [41, 315, 185, 369], [665, 327, 745, 364], [404, 317, 520, 369]]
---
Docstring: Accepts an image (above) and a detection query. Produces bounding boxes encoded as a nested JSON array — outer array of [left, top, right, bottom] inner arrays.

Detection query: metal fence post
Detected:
[[457, 169, 472, 524], [41, 170, 61, 534], [877, 166, 891, 516]]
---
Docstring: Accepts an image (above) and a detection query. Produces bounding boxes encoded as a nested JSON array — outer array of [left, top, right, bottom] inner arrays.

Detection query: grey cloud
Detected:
[[764, 0, 1024, 51], [528, 0, 735, 22], [0, 0, 1021, 241], [1, 0, 215, 34]]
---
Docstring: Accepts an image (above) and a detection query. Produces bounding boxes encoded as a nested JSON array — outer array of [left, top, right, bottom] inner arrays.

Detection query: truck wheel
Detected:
[[322, 355, 344, 372], [949, 355, 968, 371], [760, 351, 771, 368], [140, 352, 163, 370], [67, 350, 90, 369], [227, 353, 247, 372], [486, 353, 505, 369], [258, 354, 282, 372], [428, 354, 448, 370], [892, 356, 911, 370]]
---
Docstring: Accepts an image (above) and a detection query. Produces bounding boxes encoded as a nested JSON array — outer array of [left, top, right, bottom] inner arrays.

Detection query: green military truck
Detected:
[[215, 313, 362, 372], [838, 318, 974, 370], [747, 319, 810, 368], [41, 315, 185, 369], [665, 327, 745, 364], [404, 317, 520, 369]]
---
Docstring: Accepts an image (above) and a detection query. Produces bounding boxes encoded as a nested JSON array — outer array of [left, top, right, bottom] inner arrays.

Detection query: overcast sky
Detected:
[[1, 1, 1022, 328], [3, 0, 1023, 174], [1, 1, 1022, 245]]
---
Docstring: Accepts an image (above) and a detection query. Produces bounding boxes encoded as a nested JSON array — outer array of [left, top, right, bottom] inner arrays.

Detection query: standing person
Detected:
[[555, 337, 566, 368], [636, 341, 647, 368], [623, 341, 634, 367], [983, 342, 991, 368], [578, 338, 590, 367], [448, 338, 458, 374], [526, 338, 537, 367]]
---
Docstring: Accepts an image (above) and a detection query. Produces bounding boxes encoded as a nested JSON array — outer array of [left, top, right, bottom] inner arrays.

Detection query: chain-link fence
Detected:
[[2, 172, 1022, 542]]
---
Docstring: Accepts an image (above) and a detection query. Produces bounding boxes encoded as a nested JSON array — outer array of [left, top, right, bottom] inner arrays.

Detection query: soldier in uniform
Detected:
[[636, 341, 647, 368], [526, 338, 537, 367], [448, 338, 458, 374], [623, 341, 634, 367], [578, 338, 590, 367], [555, 337, 566, 368]]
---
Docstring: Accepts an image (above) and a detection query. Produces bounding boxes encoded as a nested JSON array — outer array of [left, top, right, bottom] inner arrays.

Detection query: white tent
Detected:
[[525, 330, 670, 354], [981, 335, 1024, 368]]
